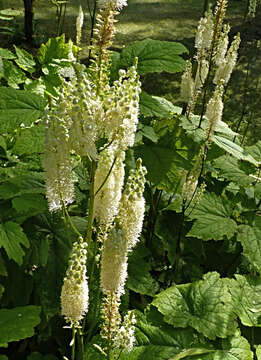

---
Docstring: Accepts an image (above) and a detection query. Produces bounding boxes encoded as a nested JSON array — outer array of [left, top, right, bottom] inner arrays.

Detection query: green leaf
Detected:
[[38, 34, 73, 66], [213, 135, 258, 166], [245, 141, 261, 163], [0, 305, 41, 347], [135, 144, 190, 188], [0, 47, 16, 59], [2, 59, 27, 88], [121, 310, 213, 360], [0, 173, 44, 199], [213, 156, 255, 187], [152, 272, 236, 340], [257, 345, 261, 360], [0, 222, 29, 265], [212, 332, 253, 360], [14, 46, 36, 73], [139, 91, 181, 118], [228, 275, 261, 327], [12, 194, 47, 213], [0, 356, 8, 360], [187, 192, 237, 241], [13, 121, 45, 155], [0, 135, 6, 151], [0, 87, 46, 133], [127, 244, 157, 296], [120, 39, 187, 75], [138, 125, 158, 143], [237, 225, 261, 273]]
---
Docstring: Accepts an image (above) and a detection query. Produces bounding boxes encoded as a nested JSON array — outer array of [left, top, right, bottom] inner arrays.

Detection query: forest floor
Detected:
[[0, 0, 261, 143]]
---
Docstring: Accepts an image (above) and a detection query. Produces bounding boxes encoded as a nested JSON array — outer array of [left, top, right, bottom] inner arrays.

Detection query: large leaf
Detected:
[[237, 225, 261, 273], [135, 144, 190, 189], [139, 91, 181, 118], [120, 311, 213, 360], [14, 46, 36, 73], [13, 121, 45, 155], [120, 39, 187, 75], [213, 135, 258, 166], [152, 272, 236, 340], [187, 192, 237, 241], [0, 87, 46, 133], [0, 173, 44, 200], [0, 221, 29, 265], [0, 305, 41, 347], [213, 156, 255, 187], [228, 275, 261, 327], [212, 332, 253, 360], [2, 59, 26, 88]]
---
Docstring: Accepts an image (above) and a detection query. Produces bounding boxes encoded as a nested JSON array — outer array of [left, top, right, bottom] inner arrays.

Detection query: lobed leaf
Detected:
[[187, 192, 237, 241], [0, 305, 41, 347], [120, 39, 187, 75], [237, 225, 261, 273], [152, 272, 236, 340], [0, 221, 29, 265]]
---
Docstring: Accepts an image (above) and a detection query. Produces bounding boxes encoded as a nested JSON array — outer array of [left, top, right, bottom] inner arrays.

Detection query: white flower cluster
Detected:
[[98, 0, 127, 10], [43, 59, 141, 212], [100, 159, 146, 296], [180, 60, 194, 103], [195, 11, 214, 57], [214, 33, 241, 85], [118, 158, 147, 251], [205, 83, 224, 141], [100, 227, 128, 295], [42, 97, 74, 212], [94, 148, 125, 226], [114, 311, 136, 352], [61, 238, 89, 328]]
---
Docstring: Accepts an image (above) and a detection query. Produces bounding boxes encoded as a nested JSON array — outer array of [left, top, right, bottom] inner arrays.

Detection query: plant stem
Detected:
[[86, 160, 97, 251], [71, 326, 76, 360]]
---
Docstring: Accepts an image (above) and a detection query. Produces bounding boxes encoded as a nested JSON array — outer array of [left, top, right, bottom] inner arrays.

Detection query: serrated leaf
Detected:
[[0, 47, 16, 59], [0, 87, 46, 133], [152, 272, 236, 340], [13, 122, 45, 155], [213, 156, 255, 187], [237, 225, 261, 273], [213, 135, 258, 165], [0, 305, 41, 347], [0, 173, 44, 199], [38, 34, 73, 65], [140, 91, 180, 118], [187, 192, 237, 241], [14, 46, 36, 73], [213, 332, 253, 360], [120, 39, 187, 75], [121, 311, 213, 360], [0, 221, 29, 265], [2, 59, 27, 88], [12, 193, 47, 213], [228, 275, 261, 327]]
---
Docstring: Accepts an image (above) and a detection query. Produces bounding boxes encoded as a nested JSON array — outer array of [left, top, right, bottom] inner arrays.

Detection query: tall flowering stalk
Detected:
[[43, 1, 146, 359]]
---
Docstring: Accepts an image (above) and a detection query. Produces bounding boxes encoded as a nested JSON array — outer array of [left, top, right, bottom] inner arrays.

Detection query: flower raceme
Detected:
[[61, 238, 89, 328]]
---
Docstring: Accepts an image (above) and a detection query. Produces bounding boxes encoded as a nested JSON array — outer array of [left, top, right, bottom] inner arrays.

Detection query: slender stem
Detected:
[[106, 291, 113, 360], [95, 156, 117, 196], [77, 328, 84, 360], [86, 160, 97, 251], [62, 203, 82, 237], [71, 326, 76, 360]]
